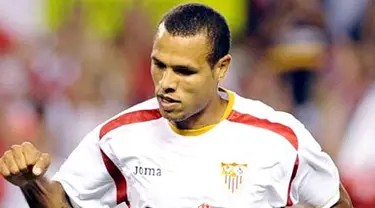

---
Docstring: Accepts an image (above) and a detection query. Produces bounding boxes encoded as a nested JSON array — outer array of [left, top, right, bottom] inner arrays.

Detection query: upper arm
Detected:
[[52, 127, 118, 208], [291, 126, 340, 208]]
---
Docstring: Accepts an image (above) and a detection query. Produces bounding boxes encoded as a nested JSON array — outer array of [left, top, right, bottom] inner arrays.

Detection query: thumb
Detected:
[[32, 153, 51, 176]]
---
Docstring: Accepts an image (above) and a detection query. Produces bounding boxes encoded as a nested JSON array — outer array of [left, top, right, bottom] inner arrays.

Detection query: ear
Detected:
[[213, 54, 232, 82]]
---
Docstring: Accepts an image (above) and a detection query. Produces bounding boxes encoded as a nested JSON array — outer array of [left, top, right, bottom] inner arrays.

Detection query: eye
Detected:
[[154, 61, 166, 69], [175, 66, 196, 75]]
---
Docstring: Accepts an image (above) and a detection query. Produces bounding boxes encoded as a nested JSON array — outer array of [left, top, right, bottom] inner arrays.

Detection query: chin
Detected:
[[160, 109, 187, 122]]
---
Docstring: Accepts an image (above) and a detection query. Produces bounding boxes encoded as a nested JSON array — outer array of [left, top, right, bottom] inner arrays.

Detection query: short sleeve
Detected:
[[291, 127, 340, 208], [52, 127, 118, 208]]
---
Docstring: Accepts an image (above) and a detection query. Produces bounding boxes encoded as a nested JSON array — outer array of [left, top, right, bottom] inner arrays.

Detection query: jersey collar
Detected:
[[168, 87, 235, 136]]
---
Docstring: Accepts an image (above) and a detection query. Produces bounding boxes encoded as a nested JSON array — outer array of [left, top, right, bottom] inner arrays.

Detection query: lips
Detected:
[[157, 95, 180, 111], [161, 95, 178, 102]]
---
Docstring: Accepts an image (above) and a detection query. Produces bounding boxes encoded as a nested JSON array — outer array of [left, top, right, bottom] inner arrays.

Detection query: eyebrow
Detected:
[[151, 56, 163, 64], [151, 56, 198, 71]]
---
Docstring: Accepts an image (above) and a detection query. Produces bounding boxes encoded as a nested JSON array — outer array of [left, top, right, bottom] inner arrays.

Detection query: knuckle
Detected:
[[10, 145, 21, 151], [41, 153, 50, 158], [9, 168, 20, 175], [25, 157, 36, 166], [0, 160, 10, 176], [40, 153, 51, 165], [34, 151, 42, 159], [1, 170, 10, 177], [22, 141, 34, 148], [3, 150, 13, 158], [31, 150, 41, 157], [19, 165, 28, 172], [17, 158, 27, 167], [16, 162, 27, 171], [26, 151, 40, 165], [25, 160, 35, 166]]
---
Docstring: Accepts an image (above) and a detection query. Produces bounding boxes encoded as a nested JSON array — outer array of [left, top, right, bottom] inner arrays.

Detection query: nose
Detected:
[[159, 68, 178, 93]]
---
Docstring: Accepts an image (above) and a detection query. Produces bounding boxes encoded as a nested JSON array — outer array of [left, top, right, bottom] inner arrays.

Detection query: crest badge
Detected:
[[221, 162, 247, 193]]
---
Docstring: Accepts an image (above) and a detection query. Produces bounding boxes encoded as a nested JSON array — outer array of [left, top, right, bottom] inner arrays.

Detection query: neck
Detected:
[[173, 92, 228, 130]]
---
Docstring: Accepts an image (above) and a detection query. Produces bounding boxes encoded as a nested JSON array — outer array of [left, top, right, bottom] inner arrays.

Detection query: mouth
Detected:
[[159, 95, 179, 102], [157, 95, 180, 111]]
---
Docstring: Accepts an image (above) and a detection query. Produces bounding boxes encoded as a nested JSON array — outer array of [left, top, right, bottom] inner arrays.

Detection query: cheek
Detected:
[[151, 67, 161, 85], [181, 74, 215, 101], [182, 75, 209, 93]]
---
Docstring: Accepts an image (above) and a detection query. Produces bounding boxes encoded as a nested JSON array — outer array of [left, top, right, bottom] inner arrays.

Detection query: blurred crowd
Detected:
[[0, 0, 375, 207]]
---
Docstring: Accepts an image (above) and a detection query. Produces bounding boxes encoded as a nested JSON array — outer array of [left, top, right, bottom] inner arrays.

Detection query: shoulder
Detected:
[[228, 93, 317, 152], [98, 98, 162, 139], [62, 98, 162, 172], [62, 97, 161, 150]]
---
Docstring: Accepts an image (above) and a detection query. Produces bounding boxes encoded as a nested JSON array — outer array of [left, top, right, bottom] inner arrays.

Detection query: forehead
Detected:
[[152, 25, 211, 68]]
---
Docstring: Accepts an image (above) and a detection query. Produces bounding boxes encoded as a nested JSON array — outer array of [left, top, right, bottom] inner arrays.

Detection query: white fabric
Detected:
[[53, 92, 340, 208], [337, 83, 375, 201], [338, 83, 375, 169], [53, 126, 119, 208]]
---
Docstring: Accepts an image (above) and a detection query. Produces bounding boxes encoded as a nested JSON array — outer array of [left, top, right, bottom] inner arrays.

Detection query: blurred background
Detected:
[[0, 0, 374, 207]]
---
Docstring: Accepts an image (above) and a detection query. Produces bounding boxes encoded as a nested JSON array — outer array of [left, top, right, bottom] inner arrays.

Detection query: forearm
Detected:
[[332, 200, 352, 208], [331, 184, 353, 208], [21, 177, 72, 208]]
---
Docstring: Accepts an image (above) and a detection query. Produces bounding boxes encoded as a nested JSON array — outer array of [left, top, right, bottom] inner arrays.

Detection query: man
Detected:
[[0, 3, 352, 208]]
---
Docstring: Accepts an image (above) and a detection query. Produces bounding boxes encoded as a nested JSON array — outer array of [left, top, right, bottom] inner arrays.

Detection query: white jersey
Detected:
[[52, 89, 340, 208]]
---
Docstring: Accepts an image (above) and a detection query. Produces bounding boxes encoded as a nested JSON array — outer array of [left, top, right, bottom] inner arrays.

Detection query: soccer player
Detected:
[[0, 3, 352, 208]]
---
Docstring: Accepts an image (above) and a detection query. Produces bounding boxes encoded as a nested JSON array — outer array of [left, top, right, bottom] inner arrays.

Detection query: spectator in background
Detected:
[[0, 26, 11, 55], [335, 3, 375, 207], [119, 4, 155, 105], [242, 0, 327, 130], [0, 21, 19, 206], [1, 0, 375, 207]]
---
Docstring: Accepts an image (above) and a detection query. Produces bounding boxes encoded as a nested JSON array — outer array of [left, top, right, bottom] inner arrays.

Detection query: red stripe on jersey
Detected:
[[227, 110, 299, 206], [99, 109, 161, 206], [287, 156, 299, 206], [100, 150, 131, 206], [100, 109, 162, 139]]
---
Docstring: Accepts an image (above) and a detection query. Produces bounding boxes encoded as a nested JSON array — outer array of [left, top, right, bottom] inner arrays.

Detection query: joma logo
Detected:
[[134, 166, 161, 176]]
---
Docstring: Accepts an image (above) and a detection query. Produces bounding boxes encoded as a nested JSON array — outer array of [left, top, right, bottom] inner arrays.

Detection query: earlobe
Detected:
[[217, 76, 224, 83]]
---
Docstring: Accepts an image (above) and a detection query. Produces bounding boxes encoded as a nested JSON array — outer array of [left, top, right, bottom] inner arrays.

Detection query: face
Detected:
[[151, 24, 230, 121]]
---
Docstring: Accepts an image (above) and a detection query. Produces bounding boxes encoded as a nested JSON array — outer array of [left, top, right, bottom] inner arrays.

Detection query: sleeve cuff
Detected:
[[317, 190, 340, 208]]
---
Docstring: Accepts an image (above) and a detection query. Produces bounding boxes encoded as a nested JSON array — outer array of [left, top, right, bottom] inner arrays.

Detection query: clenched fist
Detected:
[[0, 142, 51, 187]]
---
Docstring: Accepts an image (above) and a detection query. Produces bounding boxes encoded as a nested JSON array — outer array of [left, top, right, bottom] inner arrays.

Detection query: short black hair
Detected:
[[159, 3, 231, 68]]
